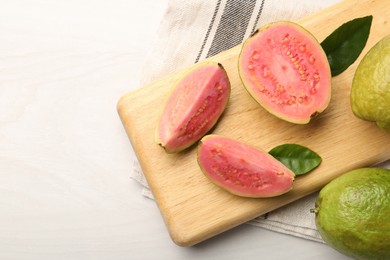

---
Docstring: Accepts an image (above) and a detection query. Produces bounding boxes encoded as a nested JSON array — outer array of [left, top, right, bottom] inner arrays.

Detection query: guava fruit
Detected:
[[238, 21, 331, 124], [351, 34, 390, 132], [155, 62, 231, 153], [312, 168, 390, 260], [197, 135, 295, 198]]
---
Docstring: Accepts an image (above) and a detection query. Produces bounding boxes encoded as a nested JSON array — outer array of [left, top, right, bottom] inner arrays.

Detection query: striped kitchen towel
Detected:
[[139, 0, 341, 86], [132, 0, 383, 243]]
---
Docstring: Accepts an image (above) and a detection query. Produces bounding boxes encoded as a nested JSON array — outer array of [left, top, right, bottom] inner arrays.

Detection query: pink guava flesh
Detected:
[[239, 21, 331, 124], [197, 135, 295, 198], [156, 63, 230, 153]]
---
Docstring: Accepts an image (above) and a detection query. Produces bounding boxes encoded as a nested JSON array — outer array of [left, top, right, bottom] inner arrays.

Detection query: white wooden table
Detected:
[[0, 1, 350, 259]]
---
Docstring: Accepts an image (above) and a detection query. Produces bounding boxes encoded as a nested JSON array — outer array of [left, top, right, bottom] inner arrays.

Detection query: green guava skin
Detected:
[[314, 168, 390, 260], [351, 34, 390, 132]]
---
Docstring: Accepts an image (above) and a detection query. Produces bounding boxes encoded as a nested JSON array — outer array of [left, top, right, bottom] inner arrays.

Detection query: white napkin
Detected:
[[132, 0, 390, 243]]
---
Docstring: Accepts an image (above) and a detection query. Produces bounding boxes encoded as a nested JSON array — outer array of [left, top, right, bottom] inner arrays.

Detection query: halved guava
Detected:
[[238, 21, 331, 124], [155, 62, 231, 153], [197, 135, 295, 198]]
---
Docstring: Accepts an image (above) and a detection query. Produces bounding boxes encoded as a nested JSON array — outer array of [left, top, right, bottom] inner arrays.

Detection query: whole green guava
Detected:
[[351, 34, 390, 132], [312, 168, 390, 260]]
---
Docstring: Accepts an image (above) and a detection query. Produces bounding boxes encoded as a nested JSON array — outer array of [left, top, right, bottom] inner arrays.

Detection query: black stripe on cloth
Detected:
[[195, 0, 223, 63], [206, 0, 257, 58], [251, 0, 266, 35]]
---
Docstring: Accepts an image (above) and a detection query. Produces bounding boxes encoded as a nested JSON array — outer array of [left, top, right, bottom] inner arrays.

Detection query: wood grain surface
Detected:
[[118, 0, 390, 246]]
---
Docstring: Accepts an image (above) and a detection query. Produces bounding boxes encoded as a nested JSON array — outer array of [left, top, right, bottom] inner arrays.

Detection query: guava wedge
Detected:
[[238, 21, 331, 124], [155, 62, 231, 153], [197, 135, 295, 198]]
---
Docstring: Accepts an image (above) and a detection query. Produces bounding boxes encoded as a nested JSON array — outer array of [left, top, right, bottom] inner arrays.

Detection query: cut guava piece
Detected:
[[155, 62, 231, 153], [238, 21, 332, 124], [197, 135, 295, 198]]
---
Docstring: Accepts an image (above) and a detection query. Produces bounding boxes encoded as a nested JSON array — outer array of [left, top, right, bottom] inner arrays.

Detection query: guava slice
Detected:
[[238, 21, 331, 124], [197, 135, 295, 198], [155, 62, 230, 153]]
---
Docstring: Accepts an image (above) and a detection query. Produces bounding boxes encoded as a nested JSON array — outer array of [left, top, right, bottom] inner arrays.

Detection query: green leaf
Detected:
[[269, 144, 322, 176], [321, 15, 373, 76]]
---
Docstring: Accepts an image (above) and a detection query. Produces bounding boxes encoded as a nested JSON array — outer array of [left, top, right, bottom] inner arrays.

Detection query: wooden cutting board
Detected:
[[118, 0, 390, 246]]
